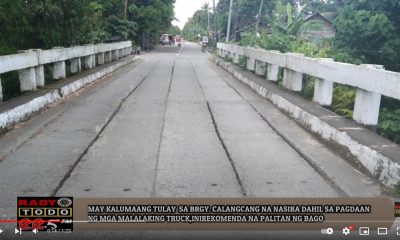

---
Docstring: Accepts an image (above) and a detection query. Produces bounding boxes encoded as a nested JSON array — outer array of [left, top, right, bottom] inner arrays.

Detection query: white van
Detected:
[[161, 34, 170, 45]]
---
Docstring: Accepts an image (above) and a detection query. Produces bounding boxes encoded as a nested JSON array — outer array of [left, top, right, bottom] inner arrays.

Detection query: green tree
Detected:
[[0, 0, 29, 54], [0, 0, 175, 100], [129, 0, 174, 48], [0, 0, 175, 52], [334, 0, 400, 71]]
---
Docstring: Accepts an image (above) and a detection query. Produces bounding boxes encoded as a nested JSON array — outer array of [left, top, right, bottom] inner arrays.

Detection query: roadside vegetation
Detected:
[[0, 0, 178, 101], [183, 0, 400, 144], [0, 0, 176, 54]]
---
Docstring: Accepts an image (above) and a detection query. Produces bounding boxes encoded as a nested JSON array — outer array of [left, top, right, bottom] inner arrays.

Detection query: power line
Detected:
[[235, 22, 257, 33]]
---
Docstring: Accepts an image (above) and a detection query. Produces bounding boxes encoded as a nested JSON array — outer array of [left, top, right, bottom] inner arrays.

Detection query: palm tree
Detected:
[[201, 2, 212, 32]]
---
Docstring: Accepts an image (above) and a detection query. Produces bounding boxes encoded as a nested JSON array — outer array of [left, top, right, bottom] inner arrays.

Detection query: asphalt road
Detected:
[[0, 42, 386, 239]]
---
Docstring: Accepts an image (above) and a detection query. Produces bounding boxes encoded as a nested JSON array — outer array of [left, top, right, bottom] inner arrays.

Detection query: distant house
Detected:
[[300, 12, 335, 42]]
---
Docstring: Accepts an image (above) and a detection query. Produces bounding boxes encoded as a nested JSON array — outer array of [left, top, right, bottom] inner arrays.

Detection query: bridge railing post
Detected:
[[53, 47, 67, 80], [267, 64, 279, 82], [32, 49, 45, 88], [283, 68, 302, 91], [53, 61, 66, 80], [246, 57, 255, 71], [283, 53, 304, 91], [353, 89, 381, 126], [232, 52, 240, 64], [35, 65, 45, 87], [97, 53, 105, 65], [111, 50, 119, 61], [85, 55, 94, 69], [229, 51, 235, 61], [18, 50, 37, 91], [52, 47, 67, 80], [313, 58, 334, 106], [19, 67, 37, 91], [83, 44, 95, 69], [352, 65, 385, 126], [70, 57, 82, 74], [104, 51, 112, 63], [265, 50, 280, 82], [255, 60, 266, 76]]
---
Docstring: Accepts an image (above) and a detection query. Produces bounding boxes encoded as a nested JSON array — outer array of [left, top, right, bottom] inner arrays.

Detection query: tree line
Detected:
[[183, 0, 400, 144], [0, 0, 175, 55]]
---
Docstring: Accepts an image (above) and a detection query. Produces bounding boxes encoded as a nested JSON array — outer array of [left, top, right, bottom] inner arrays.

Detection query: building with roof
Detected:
[[300, 12, 335, 42]]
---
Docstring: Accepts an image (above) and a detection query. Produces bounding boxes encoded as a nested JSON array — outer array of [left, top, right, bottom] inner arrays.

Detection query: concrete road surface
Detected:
[[0, 42, 385, 239]]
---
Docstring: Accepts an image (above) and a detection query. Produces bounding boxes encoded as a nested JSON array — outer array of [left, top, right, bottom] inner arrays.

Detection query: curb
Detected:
[[0, 55, 137, 132], [210, 55, 400, 188]]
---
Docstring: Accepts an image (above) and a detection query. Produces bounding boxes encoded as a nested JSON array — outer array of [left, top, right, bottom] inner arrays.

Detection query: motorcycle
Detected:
[[201, 42, 207, 52]]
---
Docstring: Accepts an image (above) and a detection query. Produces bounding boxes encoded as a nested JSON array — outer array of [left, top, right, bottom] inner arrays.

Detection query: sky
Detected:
[[172, 0, 219, 29]]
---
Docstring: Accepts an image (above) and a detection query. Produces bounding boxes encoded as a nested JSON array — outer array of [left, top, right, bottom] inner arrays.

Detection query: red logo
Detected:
[[18, 199, 57, 207]]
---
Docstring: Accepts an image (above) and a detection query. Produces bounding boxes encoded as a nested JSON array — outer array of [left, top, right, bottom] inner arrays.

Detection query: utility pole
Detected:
[[207, 4, 210, 33], [195, 12, 198, 35], [213, 0, 217, 42], [124, 0, 128, 20], [147, 30, 150, 50], [255, 0, 264, 34], [226, 0, 233, 42], [142, 31, 145, 51]]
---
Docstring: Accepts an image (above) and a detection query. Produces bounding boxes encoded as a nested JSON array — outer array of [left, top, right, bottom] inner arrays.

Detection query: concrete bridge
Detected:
[[0, 41, 399, 231]]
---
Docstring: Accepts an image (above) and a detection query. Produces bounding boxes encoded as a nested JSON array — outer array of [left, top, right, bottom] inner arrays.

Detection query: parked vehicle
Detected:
[[161, 34, 170, 45], [175, 35, 182, 47], [135, 46, 141, 54]]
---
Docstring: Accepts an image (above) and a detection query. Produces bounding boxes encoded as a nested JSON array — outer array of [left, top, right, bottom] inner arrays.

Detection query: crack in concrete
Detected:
[[213, 65, 349, 197], [52, 60, 161, 196], [189, 59, 247, 197], [151, 59, 176, 197], [0, 60, 144, 164]]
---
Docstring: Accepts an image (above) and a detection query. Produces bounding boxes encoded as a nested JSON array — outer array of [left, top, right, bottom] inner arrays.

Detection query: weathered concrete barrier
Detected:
[[210, 53, 400, 188], [217, 43, 400, 126], [0, 42, 135, 132], [0, 41, 133, 102]]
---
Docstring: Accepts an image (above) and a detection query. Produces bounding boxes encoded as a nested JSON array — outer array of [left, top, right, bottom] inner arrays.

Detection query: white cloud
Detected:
[[172, 0, 218, 29]]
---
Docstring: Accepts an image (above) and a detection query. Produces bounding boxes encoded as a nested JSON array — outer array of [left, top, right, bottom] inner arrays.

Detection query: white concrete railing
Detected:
[[0, 41, 133, 102], [217, 43, 400, 126]]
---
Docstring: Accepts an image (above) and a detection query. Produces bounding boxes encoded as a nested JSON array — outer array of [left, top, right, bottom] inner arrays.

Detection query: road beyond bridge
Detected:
[[0, 42, 387, 224]]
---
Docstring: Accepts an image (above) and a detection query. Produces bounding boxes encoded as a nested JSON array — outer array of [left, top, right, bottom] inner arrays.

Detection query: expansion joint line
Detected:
[[52, 60, 161, 196], [151, 58, 176, 197], [213, 65, 348, 198], [188, 59, 247, 197], [0, 107, 69, 164]]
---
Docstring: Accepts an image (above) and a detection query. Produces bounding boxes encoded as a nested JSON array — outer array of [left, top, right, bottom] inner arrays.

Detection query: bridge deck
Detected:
[[0, 43, 383, 220]]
